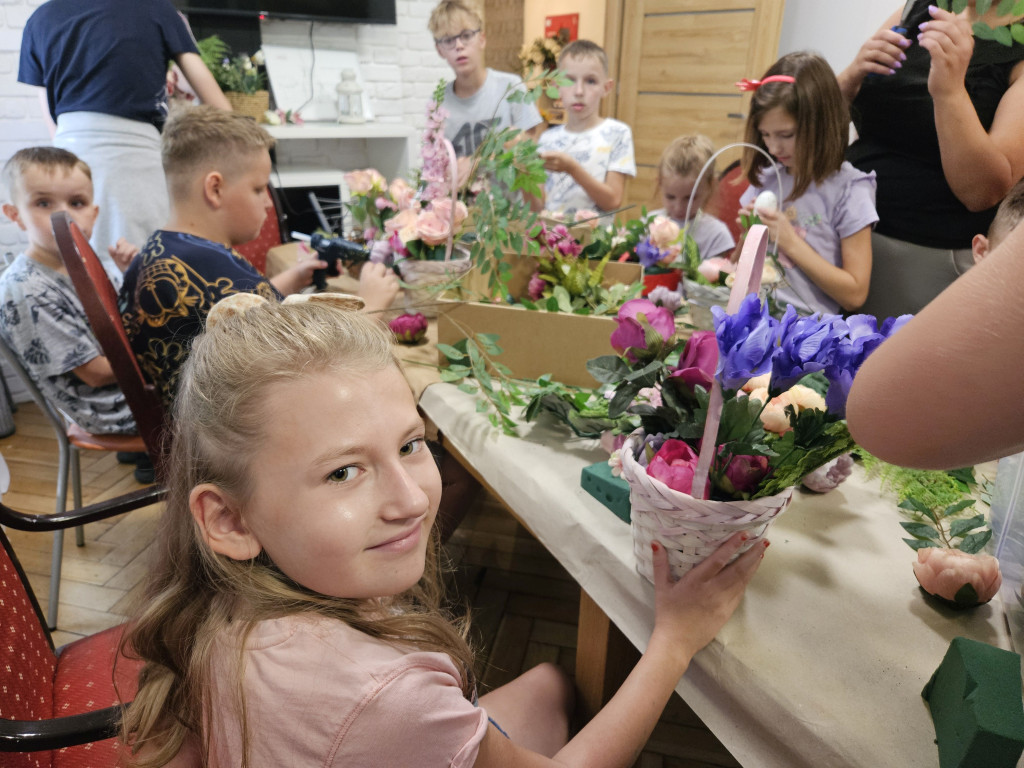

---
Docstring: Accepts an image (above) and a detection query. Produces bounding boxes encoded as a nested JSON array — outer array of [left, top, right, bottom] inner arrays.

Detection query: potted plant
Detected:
[[196, 35, 269, 121]]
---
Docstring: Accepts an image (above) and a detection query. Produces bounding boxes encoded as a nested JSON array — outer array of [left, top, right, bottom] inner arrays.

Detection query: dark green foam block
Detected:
[[581, 461, 631, 523], [922, 636, 1024, 768]]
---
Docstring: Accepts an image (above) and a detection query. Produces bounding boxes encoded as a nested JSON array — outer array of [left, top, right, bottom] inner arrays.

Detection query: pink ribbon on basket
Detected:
[[689, 224, 770, 500], [443, 137, 458, 261]]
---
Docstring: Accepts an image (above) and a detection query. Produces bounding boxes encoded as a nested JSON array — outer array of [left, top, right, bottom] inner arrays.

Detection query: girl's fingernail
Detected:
[[763, 540, 770, 549], [740, 533, 750, 542], [651, 541, 660, 553]]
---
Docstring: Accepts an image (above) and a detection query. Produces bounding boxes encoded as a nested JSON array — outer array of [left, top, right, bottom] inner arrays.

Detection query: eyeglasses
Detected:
[[434, 29, 480, 51]]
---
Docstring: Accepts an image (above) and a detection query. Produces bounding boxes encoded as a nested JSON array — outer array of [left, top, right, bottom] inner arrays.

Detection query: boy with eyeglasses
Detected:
[[428, 0, 543, 182]]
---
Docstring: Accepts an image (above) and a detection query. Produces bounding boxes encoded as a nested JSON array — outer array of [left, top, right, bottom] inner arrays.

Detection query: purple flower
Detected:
[[823, 312, 912, 416], [769, 306, 844, 395], [667, 330, 717, 394], [712, 294, 778, 390], [610, 299, 676, 362], [635, 238, 670, 269], [388, 312, 428, 344]]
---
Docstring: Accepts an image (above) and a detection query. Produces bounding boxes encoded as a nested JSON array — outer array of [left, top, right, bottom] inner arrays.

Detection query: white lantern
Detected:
[[336, 69, 365, 124]]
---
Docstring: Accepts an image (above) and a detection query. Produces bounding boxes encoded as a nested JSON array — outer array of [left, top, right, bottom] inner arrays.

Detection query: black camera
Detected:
[[308, 233, 370, 290]]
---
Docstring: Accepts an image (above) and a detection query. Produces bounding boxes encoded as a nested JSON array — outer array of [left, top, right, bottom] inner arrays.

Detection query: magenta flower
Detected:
[[646, 439, 709, 497], [720, 454, 770, 496], [527, 271, 546, 300], [388, 312, 428, 344], [667, 330, 718, 394], [610, 299, 676, 362]]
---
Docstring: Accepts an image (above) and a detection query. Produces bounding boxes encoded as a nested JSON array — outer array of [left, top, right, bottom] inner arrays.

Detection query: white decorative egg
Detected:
[[754, 190, 778, 215]]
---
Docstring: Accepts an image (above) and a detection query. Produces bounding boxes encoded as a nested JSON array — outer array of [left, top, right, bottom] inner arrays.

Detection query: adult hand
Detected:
[[108, 237, 139, 271], [649, 532, 766, 666], [357, 261, 400, 313], [852, 25, 912, 79], [918, 5, 974, 100]]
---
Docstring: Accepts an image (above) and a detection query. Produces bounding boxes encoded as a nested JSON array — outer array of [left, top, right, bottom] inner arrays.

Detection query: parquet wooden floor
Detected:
[[0, 400, 740, 767]]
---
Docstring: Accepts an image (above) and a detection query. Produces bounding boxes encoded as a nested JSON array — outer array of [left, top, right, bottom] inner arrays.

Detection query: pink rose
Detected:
[[572, 209, 601, 229], [375, 196, 397, 211], [913, 547, 1002, 607], [648, 215, 680, 249], [646, 439, 710, 497], [430, 198, 469, 230], [610, 299, 676, 362], [667, 330, 718, 394], [389, 178, 417, 210], [720, 454, 770, 496], [388, 312, 428, 344], [697, 256, 735, 283], [344, 168, 385, 196], [384, 207, 419, 235], [415, 210, 453, 247], [757, 385, 827, 434]]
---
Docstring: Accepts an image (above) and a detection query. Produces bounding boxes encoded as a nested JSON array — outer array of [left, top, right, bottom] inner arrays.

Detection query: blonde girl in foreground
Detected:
[[121, 293, 766, 767]]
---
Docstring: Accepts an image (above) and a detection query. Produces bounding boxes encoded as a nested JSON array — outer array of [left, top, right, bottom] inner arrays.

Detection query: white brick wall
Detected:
[[0, 0, 451, 260]]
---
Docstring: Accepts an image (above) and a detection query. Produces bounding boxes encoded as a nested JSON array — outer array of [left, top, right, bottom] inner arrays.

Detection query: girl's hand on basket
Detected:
[[649, 533, 767, 668]]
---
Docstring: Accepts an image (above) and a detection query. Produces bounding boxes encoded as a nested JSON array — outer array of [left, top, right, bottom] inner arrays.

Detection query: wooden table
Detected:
[[417, 382, 1015, 768]]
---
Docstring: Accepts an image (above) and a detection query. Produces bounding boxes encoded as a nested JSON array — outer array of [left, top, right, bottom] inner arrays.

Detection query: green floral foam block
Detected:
[[922, 636, 1024, 768], [581, 461, 631, 523]]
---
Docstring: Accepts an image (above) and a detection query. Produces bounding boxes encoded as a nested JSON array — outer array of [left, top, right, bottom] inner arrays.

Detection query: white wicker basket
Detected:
[[621, 432, 793, 582], [396, 248, 473, 316]]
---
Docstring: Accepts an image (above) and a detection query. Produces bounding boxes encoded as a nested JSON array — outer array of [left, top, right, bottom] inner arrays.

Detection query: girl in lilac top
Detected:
[[739, 52, 878, 316], [119, 295, 765, 767]]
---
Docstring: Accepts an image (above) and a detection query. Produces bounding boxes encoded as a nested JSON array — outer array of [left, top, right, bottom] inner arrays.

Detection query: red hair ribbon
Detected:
[[735, 75, 796, 92]]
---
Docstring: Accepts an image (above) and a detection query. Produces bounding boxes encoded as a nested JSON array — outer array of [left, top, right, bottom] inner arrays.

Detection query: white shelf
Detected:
[[271, 166, 346, 189], [264, 122, 415, 140]]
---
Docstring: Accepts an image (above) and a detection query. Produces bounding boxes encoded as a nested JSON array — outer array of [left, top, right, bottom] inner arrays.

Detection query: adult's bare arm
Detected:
[[846, 219, 1024, 468], [175, 52, 232, 110], [923, 6, 1024, 211]]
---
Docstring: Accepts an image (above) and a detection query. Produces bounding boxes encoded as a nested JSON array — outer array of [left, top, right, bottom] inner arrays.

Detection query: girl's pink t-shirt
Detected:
[[207, 614, 488, 767]]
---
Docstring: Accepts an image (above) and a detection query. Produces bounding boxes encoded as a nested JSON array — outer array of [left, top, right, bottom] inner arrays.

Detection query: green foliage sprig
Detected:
[[196, 35, 267, 94], [937, 0, 1024, 45], [438, 333, 529, 435], [859, 452, 994, 553]]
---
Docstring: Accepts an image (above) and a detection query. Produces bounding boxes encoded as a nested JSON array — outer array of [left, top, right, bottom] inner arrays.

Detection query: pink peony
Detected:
[[801, 453, 854, 493], [527, 271, 546, 300], [648, 215, 680, 249], [667, 330, 718, 394], [646, 439, 710, 497], [610, 299, 676, 361], [344, 168, 385, 196], [571, 209, 601, 229], [414, 210, 453, 247], [913, 547, 1002, 607], [698, 256, 735, 283], [388, 312, 428, 344], [721, 454, 770, 496]]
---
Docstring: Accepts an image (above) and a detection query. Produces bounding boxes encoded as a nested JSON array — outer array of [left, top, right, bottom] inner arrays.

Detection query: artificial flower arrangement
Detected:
[[521, 220, 641, 315], [196, 35, 267, 95], [518, 30, 569, 77], [592, 294, 911, 502], [344, 82, 471, 273], [858, 455, 1001, 608]]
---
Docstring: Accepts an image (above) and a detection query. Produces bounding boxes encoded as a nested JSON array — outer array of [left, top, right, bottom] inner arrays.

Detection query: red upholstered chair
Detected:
[[0, 489, 162, 764], [0, 336, 154, 630], [233, 185, 288, 274], [706, 160, 750, 245]]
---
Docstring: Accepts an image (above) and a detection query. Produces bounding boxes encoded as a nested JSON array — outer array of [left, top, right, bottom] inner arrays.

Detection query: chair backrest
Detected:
[[706, 159, 750, 245], [0, 526, 57, 768], [234, 185, 288, 275], [51, 212, 168, 473], [0, 334, 72, 458]]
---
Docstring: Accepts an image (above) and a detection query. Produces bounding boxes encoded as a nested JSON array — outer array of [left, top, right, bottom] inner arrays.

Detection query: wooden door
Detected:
[[605, 0, 786, 213]]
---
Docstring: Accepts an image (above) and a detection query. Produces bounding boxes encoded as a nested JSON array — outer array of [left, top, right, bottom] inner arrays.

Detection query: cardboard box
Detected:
[[436, 301, 618, 388]]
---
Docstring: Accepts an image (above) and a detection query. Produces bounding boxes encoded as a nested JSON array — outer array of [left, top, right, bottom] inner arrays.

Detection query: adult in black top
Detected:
[[838, 1, 1024, 317]]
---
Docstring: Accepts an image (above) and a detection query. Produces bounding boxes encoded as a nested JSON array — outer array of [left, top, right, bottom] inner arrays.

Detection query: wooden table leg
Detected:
[[576, 588, 640, 720]]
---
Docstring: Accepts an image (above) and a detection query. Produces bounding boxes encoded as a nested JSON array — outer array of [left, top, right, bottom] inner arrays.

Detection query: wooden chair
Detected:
[[50, 212, 167, 473], [0, 489, 161, 764], [0, 336, 152, 630]]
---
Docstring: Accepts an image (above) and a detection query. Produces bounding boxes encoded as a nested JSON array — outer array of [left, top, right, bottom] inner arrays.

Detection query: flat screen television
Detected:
[[172, 0, 396, 25]]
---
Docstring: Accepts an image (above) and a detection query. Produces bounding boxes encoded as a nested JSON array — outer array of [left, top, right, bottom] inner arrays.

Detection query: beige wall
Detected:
[[523, 0, 605, 47]]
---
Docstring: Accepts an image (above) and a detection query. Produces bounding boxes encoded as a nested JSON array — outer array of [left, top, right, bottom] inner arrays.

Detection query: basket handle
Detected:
[[690, 224, 770, 499], [443, 137, 458, 262]]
